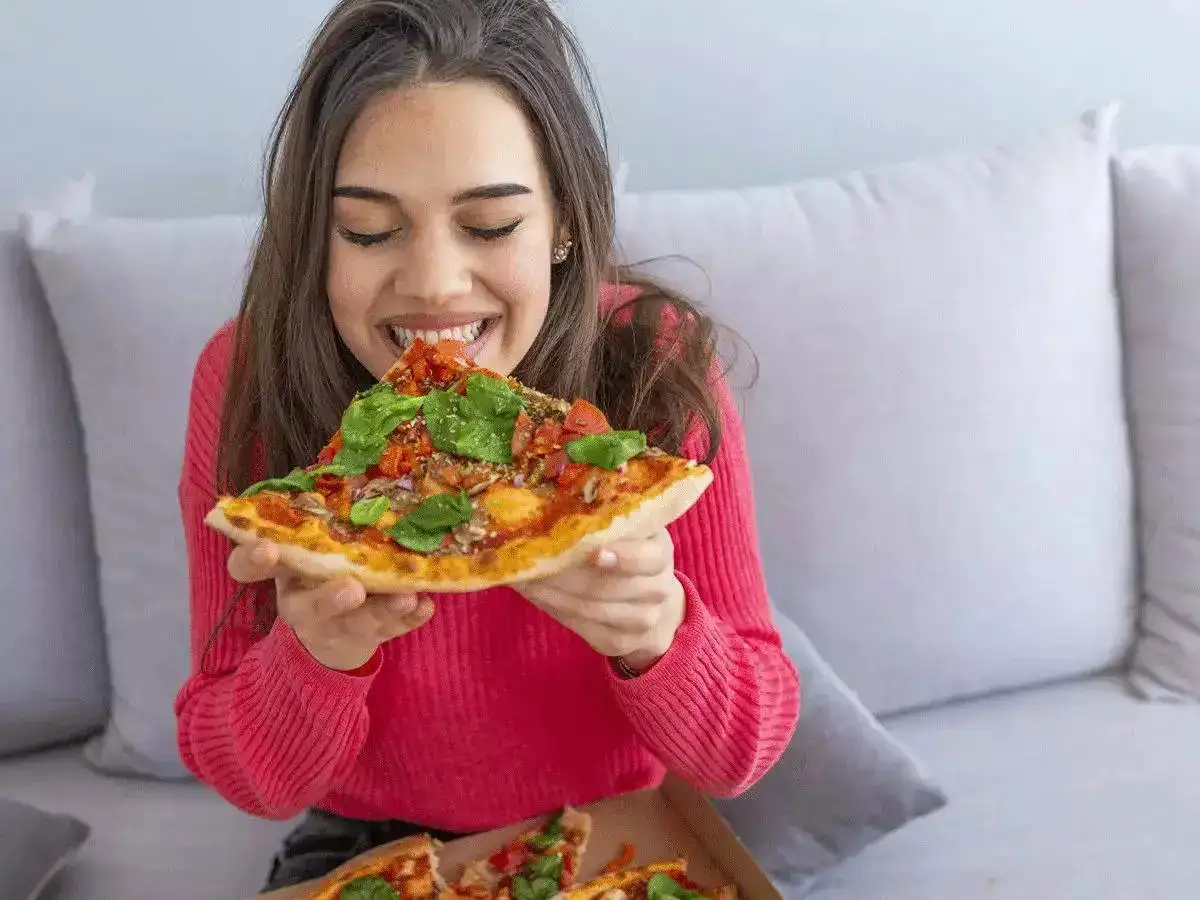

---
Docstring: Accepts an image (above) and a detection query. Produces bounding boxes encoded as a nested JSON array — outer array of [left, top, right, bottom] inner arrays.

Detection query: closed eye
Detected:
[[468, 220, 522, 241], [337, 226, 398, 247]]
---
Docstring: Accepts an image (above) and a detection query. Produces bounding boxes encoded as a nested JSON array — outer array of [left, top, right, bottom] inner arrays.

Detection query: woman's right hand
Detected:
[[227, 540, 434, 672]]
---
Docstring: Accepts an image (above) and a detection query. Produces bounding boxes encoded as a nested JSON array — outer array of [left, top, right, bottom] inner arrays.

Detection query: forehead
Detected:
[[335, 80, 549, 198]]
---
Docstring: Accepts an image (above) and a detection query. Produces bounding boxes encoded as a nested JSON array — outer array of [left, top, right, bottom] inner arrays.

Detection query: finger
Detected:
[[345, 594, 433, 641], [555, 615, 646, 658], [297, 577, 367, 623], [560, 601, 657, 634], [227, 540, 281, 584], [393, 595, 436, 635], [593, 535, 672, 578], [380, 593, 420, 617], [522, 570, 661, 609]]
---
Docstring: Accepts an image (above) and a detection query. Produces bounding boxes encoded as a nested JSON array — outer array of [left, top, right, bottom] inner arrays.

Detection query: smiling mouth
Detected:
[[383, 317, 498, 353]]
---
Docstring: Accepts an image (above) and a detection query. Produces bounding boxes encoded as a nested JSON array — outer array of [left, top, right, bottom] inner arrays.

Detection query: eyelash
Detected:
[[337, 220, 522, 247]]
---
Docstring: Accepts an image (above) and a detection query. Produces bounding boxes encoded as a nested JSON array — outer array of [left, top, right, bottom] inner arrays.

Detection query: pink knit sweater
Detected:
[[174, 321, 799, 829]]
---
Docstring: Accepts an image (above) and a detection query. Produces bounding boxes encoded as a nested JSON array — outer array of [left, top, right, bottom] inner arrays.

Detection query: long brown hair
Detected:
[[217, 0, 728, 495]]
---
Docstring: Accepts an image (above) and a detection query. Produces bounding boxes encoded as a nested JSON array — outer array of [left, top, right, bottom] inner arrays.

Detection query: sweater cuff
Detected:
[[259, 619, 383, 706], [607, 572, 730, 706]]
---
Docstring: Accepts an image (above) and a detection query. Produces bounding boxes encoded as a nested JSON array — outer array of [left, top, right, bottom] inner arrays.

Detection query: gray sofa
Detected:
[[4, 109, 1200, 899]]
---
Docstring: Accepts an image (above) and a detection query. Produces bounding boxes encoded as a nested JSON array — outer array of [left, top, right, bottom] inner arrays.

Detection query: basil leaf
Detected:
[[645, 874, 705, 900], [423, 389, 516, 464], [510, 875, 559, 900], [384, 494, 473, 553], [456, 417, 517, 465], [340, 386, 425, 450], [349, 496, 391, 526], [386, 519, 445, 553], [526, 810, 564, 851], [565, 431, 647, 470], [524, 854, 563, 882], [340, 876, 400, 900], [405, 492, 473, 531], [466, 373, 525, 418], [310, 454, 366, 478], [241, 468, 316, 497], [327, 445, 380, 476]]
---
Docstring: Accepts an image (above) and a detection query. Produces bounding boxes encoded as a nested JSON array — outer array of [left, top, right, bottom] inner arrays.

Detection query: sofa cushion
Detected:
[[0, 745, 297, 899], [615, 107, 1136, 715], [0, 796, 90, 900], [19, 214, 257, 778], [0, 227, 108, 756], [808, 677, 1200, 899], [713, 607, 945, 894], [1115, 146, 1200, 702]]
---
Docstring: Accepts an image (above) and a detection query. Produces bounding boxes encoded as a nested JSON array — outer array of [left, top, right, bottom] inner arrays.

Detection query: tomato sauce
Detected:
[[254, 494, 306, 528]]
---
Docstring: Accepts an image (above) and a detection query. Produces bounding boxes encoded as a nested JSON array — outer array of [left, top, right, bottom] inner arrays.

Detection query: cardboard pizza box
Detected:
[[256, 775, 780, 900]]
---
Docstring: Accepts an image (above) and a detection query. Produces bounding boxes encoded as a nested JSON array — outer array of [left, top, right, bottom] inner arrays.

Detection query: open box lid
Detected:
[[258, 776, 779, 900]]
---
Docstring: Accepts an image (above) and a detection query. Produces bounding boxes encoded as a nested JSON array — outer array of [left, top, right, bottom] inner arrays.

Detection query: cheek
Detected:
[[483, 241, 552, 333], [326, 243, 383, 336]]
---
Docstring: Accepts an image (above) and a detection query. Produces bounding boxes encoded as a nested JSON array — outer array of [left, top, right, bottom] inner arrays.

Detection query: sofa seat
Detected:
[[0, 744, 297, 899], [811, 676, 1200, 899]]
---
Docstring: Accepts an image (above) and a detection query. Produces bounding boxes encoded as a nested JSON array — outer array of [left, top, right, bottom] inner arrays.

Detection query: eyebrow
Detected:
[[331, 182, 533, 205]]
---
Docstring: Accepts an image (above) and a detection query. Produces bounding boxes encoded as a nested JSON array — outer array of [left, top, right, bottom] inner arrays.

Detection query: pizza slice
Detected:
[[206, 338, 712, 593], [563, 860, 737, 900], [444, 807, 593, 900], [300, 833, 442, 900]]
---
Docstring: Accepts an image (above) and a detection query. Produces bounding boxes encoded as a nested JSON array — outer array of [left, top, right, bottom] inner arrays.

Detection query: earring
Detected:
[[552, 239, 573, 264]]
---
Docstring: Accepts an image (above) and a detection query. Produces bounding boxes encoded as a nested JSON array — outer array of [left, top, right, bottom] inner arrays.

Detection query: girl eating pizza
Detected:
[[173, 0, 800, 891]]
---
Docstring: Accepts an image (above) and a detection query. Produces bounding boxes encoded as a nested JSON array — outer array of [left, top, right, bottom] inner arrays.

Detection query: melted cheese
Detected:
[[481, 484, 545, 527]]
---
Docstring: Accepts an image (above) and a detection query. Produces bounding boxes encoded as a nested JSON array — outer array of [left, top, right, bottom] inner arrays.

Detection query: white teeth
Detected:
[[388, 320, 485, 349]]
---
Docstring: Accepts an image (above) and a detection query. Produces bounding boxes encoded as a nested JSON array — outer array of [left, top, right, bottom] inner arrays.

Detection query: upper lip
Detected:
[[381, 313, 497, 330]]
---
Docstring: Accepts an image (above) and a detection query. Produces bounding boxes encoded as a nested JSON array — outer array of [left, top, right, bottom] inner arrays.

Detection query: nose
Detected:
[[394, 225, 471, 306]]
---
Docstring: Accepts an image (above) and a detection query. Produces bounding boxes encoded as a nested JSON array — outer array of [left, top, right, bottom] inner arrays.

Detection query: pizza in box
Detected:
[[296, 807, 737, 900]]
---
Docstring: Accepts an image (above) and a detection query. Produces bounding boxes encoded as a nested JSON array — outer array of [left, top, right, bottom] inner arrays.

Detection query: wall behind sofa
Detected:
[[2, 0, 1199, 218]]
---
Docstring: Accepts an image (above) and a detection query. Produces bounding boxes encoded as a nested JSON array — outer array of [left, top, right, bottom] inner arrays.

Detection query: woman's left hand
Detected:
[[515, 528, 686, 673]]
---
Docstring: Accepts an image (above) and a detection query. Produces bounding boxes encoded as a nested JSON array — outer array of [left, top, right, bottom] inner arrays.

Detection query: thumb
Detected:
[[227, 540, 281, 584]]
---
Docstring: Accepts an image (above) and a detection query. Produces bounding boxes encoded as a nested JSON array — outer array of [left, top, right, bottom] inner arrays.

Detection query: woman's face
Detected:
[[327, 79, 562, 379]]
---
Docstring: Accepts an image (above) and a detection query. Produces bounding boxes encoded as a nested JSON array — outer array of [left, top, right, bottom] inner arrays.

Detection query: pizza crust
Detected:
[[204, 466, 712, 594]]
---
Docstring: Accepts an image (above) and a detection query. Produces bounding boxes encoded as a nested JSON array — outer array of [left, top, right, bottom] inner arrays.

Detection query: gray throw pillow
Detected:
[[713, 607, 947, 895], [0, 798, 90, 900], [0, 229, 108, 757], [1117, 146, 1200, 701]]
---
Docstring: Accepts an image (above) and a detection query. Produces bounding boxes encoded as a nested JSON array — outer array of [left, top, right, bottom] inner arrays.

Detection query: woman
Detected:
[[173, 0, 799, 890]]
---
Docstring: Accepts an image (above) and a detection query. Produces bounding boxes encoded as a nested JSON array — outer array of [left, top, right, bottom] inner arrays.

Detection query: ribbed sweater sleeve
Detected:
[[172, 324, 379, 819], [607, 376, 801, 797]]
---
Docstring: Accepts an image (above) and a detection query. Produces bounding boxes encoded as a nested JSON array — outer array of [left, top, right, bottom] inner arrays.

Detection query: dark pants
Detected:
[[262, 808, 465, 892]]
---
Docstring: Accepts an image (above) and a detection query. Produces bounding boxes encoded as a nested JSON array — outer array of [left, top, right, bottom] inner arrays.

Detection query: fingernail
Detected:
[[595, 549, 617, 569]]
